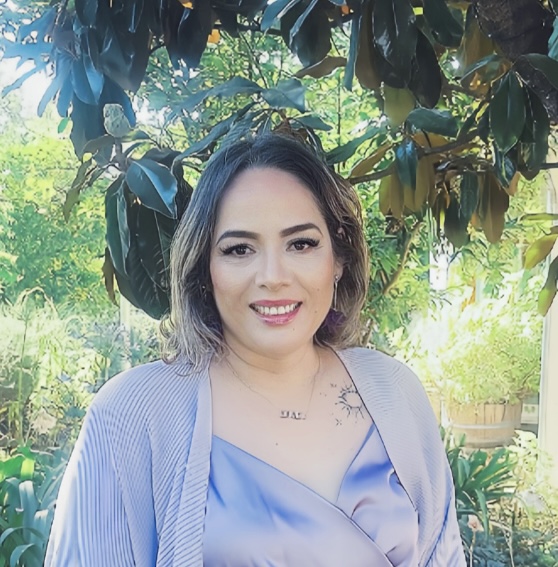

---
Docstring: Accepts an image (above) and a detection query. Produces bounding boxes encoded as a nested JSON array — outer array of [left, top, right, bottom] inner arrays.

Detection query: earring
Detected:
[[333, 275, 339, 310]]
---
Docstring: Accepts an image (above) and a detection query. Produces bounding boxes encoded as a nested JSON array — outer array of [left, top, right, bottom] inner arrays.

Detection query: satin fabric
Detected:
[[203, 422, 419, 566]]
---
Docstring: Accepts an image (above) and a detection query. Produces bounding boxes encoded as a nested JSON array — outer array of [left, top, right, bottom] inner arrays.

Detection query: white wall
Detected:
[[539, 169, 558, 487]]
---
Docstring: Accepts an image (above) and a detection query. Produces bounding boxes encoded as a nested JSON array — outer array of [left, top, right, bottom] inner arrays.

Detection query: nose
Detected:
[[254, 249, 292, 290]]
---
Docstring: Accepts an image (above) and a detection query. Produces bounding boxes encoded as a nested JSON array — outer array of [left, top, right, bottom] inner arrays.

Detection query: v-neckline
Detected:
[[212, 421, 376, 507]]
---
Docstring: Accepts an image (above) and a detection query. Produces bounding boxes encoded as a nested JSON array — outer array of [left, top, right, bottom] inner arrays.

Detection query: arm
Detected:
[[424, 489, 466, 567], [44, 404, 137, 566]]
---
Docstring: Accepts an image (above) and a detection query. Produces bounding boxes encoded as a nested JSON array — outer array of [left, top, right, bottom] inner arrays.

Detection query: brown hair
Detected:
[[160, 133, 369, 368]]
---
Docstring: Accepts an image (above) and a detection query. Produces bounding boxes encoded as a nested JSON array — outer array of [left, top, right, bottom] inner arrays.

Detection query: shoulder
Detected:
[[89, 358, 206, 434], [337, 346, 424, 393]]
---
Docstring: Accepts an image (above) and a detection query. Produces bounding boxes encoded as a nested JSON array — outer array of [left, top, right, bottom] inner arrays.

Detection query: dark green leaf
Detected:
[[10, 543, 38, 567], [326, 127, 379, 164], [281, 2, 331, 67], [291, 114, 333, 131], [408, 30, 442, 108], [395, 138, 418, 190], [423, 0, 463, 47], [344, 11, 361, 91], [406, 108, 458, 137], [82, 134, 115, 155], [489, 72, 525, 154], [105, 176, 129, 277], [493, 145, 517, 190], [174, 104, 255, 161], [519, 88, 550, 175], [261, 0, 300, 30], [521, 54, 558, 91], [538, 256, 558, 315], [75, 0, 98, 26], [444, 195, 469, 248], [289, 0, 319, 44], [126, 159, 178, 218], [262, 78, 306, 112], [372, 0, 417, 81], [460, 172, 479, 225], [549, 19, 558, 60], [180, 77, 262, 112]]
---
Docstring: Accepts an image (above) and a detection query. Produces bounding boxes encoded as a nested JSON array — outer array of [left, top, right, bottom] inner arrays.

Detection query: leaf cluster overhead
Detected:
[[2, 0, 558, 316]]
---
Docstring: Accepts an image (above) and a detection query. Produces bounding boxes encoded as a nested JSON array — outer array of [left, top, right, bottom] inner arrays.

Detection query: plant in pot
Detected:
[[439, 295, 542, 448]]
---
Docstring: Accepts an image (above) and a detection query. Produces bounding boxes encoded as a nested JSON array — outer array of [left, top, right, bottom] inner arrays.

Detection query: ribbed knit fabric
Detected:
[[44, 347, 465, 566]]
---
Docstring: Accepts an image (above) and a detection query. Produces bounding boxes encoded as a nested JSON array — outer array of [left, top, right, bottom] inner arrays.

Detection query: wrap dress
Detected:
[[203, 422, 419, 566]]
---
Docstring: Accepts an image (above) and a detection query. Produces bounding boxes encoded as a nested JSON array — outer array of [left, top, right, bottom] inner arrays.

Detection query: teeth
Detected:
[[253, 303, 299, 316]]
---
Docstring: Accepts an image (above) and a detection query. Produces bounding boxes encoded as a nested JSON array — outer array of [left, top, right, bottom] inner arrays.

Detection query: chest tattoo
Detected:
[[334, 383, 365, 421]]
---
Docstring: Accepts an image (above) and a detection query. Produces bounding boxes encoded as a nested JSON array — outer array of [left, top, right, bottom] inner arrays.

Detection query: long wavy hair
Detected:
[[160, 133, 369, 368]]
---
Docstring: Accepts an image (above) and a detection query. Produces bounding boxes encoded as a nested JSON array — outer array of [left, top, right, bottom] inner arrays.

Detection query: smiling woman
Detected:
[[44, 134, 466, 567]]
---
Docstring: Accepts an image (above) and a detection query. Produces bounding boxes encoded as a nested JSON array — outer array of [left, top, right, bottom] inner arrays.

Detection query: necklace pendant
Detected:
[[280, 410, 306, 420]]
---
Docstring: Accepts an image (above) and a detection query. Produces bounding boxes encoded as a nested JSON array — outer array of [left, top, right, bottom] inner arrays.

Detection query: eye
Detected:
[[290, 238, 319, 251], [220, 243, 252, 256]]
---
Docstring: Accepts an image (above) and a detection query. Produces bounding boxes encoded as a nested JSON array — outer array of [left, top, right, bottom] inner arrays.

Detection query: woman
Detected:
[[45, 134, 465, 566]]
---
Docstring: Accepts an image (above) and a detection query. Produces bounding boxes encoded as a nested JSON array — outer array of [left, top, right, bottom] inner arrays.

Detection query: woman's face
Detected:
[[209, 167, 342, 361]]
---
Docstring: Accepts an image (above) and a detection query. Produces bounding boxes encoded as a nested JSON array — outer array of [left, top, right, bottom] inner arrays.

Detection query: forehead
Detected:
[[215, 167, 326, 227]]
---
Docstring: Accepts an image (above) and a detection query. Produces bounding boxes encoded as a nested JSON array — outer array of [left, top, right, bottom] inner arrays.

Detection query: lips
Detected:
[[250, 301, 302, 324]]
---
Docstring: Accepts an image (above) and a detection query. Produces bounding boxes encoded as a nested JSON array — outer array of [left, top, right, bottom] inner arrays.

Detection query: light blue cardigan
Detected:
[[45, 347, 466, 566]]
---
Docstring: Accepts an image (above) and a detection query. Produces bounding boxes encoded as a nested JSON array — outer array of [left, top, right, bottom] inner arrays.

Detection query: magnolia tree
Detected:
[[1, 0, 558, 321]]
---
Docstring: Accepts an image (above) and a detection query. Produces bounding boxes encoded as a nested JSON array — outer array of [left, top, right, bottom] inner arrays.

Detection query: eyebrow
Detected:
[[216, 223, 323, 244]]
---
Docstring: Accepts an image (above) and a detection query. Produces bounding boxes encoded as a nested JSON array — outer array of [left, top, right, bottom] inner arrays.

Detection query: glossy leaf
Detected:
[[378, 172, 404, 218], [518, 89, 550, 176], [175, 104, 255, 161], [180, 77, 261, 112], [355, 2, 381, 90], [289, 0, 319, 44], [444, 195, 469, 248], [521, 213, 558, 222], [478, 173, 509, 243], [460, 6, 494, 69], [344, 11, 362, 91], [524, 234, 558, 269], [105, 176, 130, 277], [415, 156, 435, 209], [395, 138, 418, 190], [383, 86, 415, 127], [406, 108, 458, 138], [261, 0, 300, 31], [460, 54, 509, 97], [460, 172, 479, 225], [372, 0, 417, 80], [521, 54, 558, 91], [538, 257, 558, 316], [326, 127, 379, 164], [549, 19, 558, 61], [262, 78, 306, 112], [350, 142, 392, 177], [126, 158, 178, 218], [408, 30, 442, 108], [295, 56, 346, 79], [291, 114, 332, 131], [423, 0, 463, 48], [489, 73, 525, 154], [281, 1, 331, 67]]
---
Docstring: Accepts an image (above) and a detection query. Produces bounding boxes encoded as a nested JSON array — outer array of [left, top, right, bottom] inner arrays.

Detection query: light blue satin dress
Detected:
[[203, 422, 419, 566]]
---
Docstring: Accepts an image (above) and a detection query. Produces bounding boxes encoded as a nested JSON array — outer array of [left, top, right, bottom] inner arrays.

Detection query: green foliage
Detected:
[[3, 0, 558, 316], [0, 447, 67, 567]]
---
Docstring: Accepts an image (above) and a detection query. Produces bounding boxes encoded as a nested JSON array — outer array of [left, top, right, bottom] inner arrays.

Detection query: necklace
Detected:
[[225, 354, 321, 420]]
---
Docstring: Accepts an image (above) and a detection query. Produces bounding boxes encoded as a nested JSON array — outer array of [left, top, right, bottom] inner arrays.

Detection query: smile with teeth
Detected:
[[251, 303, 301, 316]]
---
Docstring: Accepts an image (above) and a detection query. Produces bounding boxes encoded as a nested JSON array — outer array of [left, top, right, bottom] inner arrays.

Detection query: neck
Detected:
[[223, 342, 322, 391]]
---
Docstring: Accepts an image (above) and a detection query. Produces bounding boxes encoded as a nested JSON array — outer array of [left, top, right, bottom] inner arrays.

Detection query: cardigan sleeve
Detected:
[[424, 490, 466, 566], [44, 403, 137, 566]]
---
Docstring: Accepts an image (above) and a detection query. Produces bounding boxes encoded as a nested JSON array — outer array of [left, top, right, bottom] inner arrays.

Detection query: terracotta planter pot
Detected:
[[446, 402, 522, 448]]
